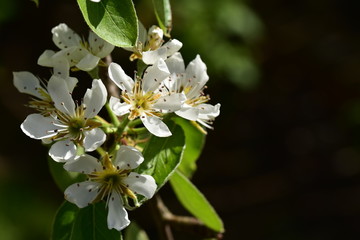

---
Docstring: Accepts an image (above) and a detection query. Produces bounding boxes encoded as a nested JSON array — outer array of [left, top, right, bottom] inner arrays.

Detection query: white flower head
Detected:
[[108, 59, 185, 137], [13, 68, 77, 115], [127, 23, 182, 65], [38, 23, 114, 71], [164, 53, 220, 129], [64, 146, 157, 231], [20, 76, 107, 162]]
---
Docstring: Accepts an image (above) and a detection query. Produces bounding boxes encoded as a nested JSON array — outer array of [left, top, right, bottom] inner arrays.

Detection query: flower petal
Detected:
[[142, 59, 169, 93], [109, 96, 131, 116], [53, 46, 87, 67], [108, 62, 134, 93], [153, 93, 185, 112], [13, 71, 46, 99], [76, 53, 100, 71], [52, 57, 70, 79], [141, 115, 172, 137], [142, 47, 167, 65], [49, 139, 77, 162], [83, 128, 106, 152], [64, 181, 101, 208], [83, 79, 107, 119], [88, 31, 114, 58], [123, 172, 157, 199], [113, 145, 144, 170], [175, 106, 199, 121], [165, 52, 185, 74], [198, 103, 221, 118], [163, 39, 183, 57], [47, 75, 76, 116], [185, 55, 209, 99], [52, 23, 82, 49], [37, 50, 56, 67], [20, 114, 59, 139], [107, 191, 130, 231], [64, 154, 102, 174]]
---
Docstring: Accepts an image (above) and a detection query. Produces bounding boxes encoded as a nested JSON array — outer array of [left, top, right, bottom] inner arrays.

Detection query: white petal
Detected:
[[185, 55, 209, 98], [20, 114, 58, 139], [107, 191, 130, 231], [175, 106, 199, 121], [138, 21, 147, 45], [122, 173, 157, 199], [83, 79, 107, 119], [153, 93, 185, 112], [141, 115, 172, 137], [88, 31, 114, 58], [64, 77, 78, 94], [163, 39, 183, 57], [76, 53, 100, 71], [47, 75, 76, 116], [53, 57, 70, 79], [13, 71, 46, 99], [64, 181, 101, 208], [37, 50, 56, 67], [108, 62, 134, 92], [49, 139, 77, 162], [90, 0, 101, 2], [83, 128, 106, 152], [165, 52, 185, 74], [198, 103, 221, 118], [52, 23, 82, 49], [113, 145, 144, 170], [53, 46, 87, 67], [64, 154, 102, 174], [109, 96, 131, 116], [142, 59, 170, 93], [142, 47, 167, 65]]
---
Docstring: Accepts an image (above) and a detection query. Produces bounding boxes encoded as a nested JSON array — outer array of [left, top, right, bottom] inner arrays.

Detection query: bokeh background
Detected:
[[1, 0, 360, 239]]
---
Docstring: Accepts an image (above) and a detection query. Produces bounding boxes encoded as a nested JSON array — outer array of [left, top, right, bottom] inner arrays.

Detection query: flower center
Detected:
[[67, 117, 86, 137]]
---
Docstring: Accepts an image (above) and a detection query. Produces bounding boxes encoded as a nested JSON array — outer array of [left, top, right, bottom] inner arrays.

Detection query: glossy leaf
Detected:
[[152, 0, 172, 37], [52, 201, 122, 240], [137, 120, 185, 190], [170, 170, 224, 233], [172, 116, 205, 178], [77, 0, 138, 47], [48, 157, 86, 192]]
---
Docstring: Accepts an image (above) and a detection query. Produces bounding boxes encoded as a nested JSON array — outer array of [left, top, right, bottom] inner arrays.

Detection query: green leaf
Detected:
[[77, 0, 138, 47], [137, 120, 185, 190], [48, 157, 86, 192], [172, 117, 206, 178], [152, 0, 172, 37], [52, 201, 122, 240], [170, 170, 224, 233], [124, 222, 149, 240]]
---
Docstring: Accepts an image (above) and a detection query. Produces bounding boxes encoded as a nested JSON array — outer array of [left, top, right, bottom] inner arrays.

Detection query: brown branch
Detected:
[[151, 195, 224, 240]]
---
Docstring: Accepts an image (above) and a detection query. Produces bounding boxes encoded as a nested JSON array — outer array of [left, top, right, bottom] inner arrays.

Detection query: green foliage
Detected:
[[77, 0, 138, 47], [152, 0, 172, 37], [172, 116, 205, 178], [52, 201, 122, 240], [170, 170, 224, 233], [48, 157, 87, 192], [124, 222, 149, 240], [137, 120, 185, 190]]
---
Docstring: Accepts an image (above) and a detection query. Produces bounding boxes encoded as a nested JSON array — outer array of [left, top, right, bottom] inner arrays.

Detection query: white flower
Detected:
[[64, 146, 157, 231], [108, 59, 185, 137], [128, 24, 182, 65], [20, 76, 107, 162], [38, 23, 114, 71], [164, 53, 220, 129], [13, 65, 77, 115], [90, 0, 101, 2]]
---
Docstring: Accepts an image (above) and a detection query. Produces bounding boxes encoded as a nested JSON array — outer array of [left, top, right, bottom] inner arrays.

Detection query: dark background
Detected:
[[1, 0, 360, 239]]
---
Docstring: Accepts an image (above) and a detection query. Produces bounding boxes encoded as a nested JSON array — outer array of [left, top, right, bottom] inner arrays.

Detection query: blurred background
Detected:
[[1, 0, 360, 239]]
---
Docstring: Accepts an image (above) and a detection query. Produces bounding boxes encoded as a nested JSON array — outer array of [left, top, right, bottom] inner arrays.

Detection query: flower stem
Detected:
[[105, 103, 120, 127]]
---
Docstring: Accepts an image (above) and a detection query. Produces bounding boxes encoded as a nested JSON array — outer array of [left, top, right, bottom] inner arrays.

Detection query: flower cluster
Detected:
[[15, 23, 220, 231]]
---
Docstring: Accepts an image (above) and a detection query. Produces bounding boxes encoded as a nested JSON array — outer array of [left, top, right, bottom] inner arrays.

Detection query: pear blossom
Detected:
[[20, 76, 107, 162], [127, 24, 182, 65], [38, 23, 114, 71], [13, 60, 77, 115], [164, 53, 220, 129], [64, 146, 157, 231], [108, 59, 185, 137]]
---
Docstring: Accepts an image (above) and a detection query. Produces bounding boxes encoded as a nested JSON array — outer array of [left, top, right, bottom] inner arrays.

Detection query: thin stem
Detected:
[[126, 127, 148, 135], [105, 103, 120, 127], [127, 118, 143, 128], [116, 115, 130, 138], [96, 147, 106, 157]]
